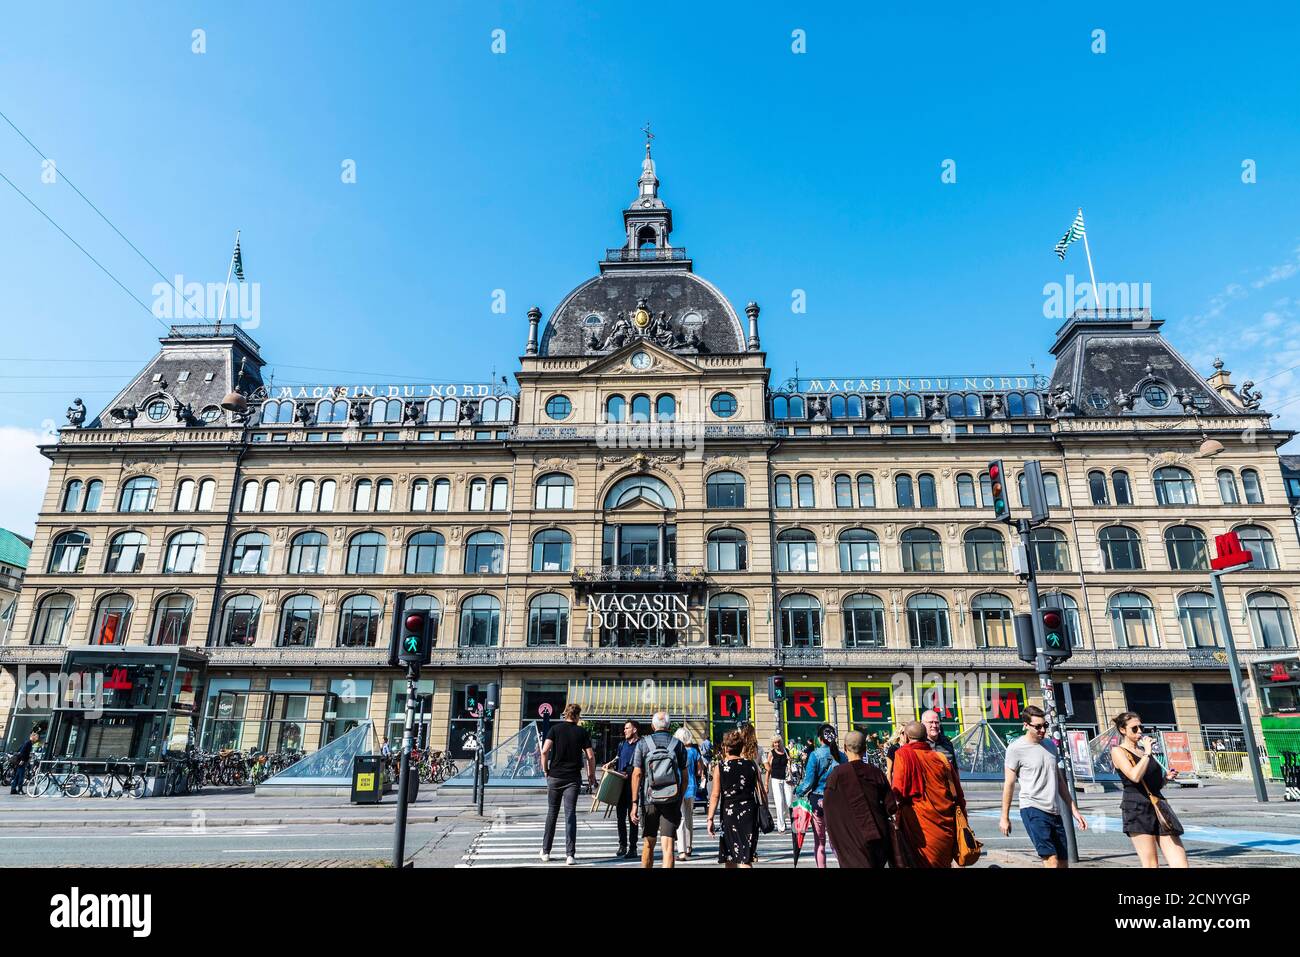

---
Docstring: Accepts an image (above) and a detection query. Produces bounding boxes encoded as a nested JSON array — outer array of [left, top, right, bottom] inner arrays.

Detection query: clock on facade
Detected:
[[630, 351, 652, 370]]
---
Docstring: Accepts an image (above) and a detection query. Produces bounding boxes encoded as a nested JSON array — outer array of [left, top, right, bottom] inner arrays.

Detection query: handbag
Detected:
[[953, 803, 983, 866], [753, 761, 775, 833], [1125, 750, 1184, 836]]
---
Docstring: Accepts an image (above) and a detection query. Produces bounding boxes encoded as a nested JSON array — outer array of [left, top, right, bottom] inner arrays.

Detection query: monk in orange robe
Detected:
[[892, 721, 965, 868]]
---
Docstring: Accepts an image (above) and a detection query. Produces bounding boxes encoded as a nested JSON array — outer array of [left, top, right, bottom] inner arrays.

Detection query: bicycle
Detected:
[[87, 759, 148, 798], [25, 762, 90, 798]]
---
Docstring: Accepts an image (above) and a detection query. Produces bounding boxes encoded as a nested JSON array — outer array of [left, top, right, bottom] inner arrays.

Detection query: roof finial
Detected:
[[642, 121, 654, 157]]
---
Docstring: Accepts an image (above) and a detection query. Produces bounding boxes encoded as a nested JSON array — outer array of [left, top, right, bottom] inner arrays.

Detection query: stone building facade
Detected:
[[2, 146, 1297, 766]]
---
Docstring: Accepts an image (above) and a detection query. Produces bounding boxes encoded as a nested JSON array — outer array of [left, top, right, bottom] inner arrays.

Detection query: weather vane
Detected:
[[642, 121, 654, 148]]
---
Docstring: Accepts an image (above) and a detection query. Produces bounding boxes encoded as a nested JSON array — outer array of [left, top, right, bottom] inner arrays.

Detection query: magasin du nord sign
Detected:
[[272, 382, 499, 400], [588, 593, 691, 631]]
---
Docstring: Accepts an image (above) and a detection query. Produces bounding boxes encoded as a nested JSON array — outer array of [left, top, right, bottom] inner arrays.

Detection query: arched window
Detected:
[[979, 472, 994, 507], [288, 531, 328, 574], [431, 478, 450, 511], [175, 479, 196, 512], [1236, 525, 1279, 569], [605, 395, 626, 423], [1044, 473, 1062, 507], [338, 594, 380, 647], [427, 397, 458, 423], [535, 473, 574, 510], [956, 474, 977, 508], [655, 394, 676, 422], [1154, 467, 1197, 505], [1112, 471, 1133, 505], [410, 478, 429, 511], [316, 399, 350, 424], [118, 476, 158, 512], [1024, 393, 1043, 415], [901, 528, 943, 572], [1088, 470, 1109, 505], [796, 474, 816, 508], [1164, 525, 1208, 571], [48, 531, 90, 573], [1248, 592, 1296, 648], [773, 475, 793, 509], [484, 396, 515, 423], [279, 595, 320, 647], [630, 394, 652, 423], [295, 479, 317, 512], [779, 594, 822, 647], [963, 528, 1006, 573], [229, 531, 270, 574], [318, 479, 336, 512], [843, 593, 885, 647], [972, 593, 1014, 648], [261, 480, 281, 512], [895, 474, 915, 508], [706, 471, 745, 509], [371, 398, 402, 424], [527, 594, 569, 646], [905, 394, 923, 417], [1217, 469, 1240, 505], [490, 478, 508, 511], [1242, 468, 1264, 504], [777, 529, 818, 572], [465, 531, 504, 574], [907, 594, 950, 648], [917, 473, 937, 509], [220, 594, 261, 646], [92, 594, 133, 645], [946, 394, 965, 418], [163, 531, 204, 574], [1007, 393, 1026, 417], [531, 529, 572, 572], [459, 594, 501, 647], [1029, 527, 1070, 572], [150, 594, 193, 646], [604, 475, 676, 509], [1178, 593, 1220, 648], [707, 528, 748, 572], [857, 474, 876, 508], [346, 531, 387, 575], [834, 474, 854, 508], [105, 531, 147, 574], [31, 593, 74, 645], [838, 529, 880, 572], [353, 479, 373, 512], [709, 593, 750, 647], [374, 479, 394, 512], [404, 531, 446, 574], [888, 394, 905, 418], [261, 399, 296, 424], [468, 478, 487, 511], [1109, 592, 1158, 648], [965, 394, 982, 417], [240, 480, 261, 512], [1099, 525, 1143, 570], [772, 395, 803, 420], [83, 480, 103, 512]]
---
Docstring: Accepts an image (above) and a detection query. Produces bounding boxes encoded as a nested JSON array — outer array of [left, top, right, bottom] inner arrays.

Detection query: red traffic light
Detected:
[[404, 613, 426, 632], [989, 464, 1000, 479], [1042, 611, 1063, 630]]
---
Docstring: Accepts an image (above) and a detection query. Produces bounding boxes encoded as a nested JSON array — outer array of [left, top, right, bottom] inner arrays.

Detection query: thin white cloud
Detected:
[[0, 427, 50, 539]]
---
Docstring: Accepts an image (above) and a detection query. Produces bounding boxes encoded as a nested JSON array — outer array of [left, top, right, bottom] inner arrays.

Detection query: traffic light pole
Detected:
[[391, 661, 419, 869], [475, 710, 486, 816], [1018, 518, 1080, 863], [1211, 569, 1269, 803]]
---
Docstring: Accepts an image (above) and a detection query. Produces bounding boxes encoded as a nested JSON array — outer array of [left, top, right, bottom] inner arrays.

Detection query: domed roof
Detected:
[[539, 270, 746, 357]]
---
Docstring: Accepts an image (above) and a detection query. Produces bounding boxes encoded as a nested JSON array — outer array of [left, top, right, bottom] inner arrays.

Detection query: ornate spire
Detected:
[[623, 124, 672, 251]]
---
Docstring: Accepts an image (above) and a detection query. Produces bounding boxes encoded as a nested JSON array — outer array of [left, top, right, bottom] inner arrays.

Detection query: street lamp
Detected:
[[1209, 531, 1269, 803]]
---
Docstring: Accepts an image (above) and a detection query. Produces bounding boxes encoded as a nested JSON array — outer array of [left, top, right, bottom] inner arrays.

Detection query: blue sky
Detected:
[[2, 2, 1300, 533]]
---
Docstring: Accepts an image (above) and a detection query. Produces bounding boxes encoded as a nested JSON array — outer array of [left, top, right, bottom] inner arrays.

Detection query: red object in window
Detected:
[[792, 691, 818, 719], [1210, 532, 1253, 570], [98, 612, 121, 645], [104, 666, 133, 691]]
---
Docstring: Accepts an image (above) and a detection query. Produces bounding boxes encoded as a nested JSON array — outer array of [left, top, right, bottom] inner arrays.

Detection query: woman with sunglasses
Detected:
[[1109, 712, 1188, 868]]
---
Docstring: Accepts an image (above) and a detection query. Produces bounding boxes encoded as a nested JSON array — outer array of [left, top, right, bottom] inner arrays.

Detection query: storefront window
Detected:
[[386, 678, 433, 746], [326, 678, 372, 744], [448, 684, 495, 758]]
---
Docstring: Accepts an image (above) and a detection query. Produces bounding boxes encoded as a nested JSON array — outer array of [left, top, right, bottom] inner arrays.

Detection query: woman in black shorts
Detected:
[[1109, 712, 1188, 867]]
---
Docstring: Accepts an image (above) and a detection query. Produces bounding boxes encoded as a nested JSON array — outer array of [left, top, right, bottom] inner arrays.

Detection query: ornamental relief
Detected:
[[324, 589, 338, 609], [883, 523, 897, 541], [1148, 450, 1193, 468], [821, 524, 834, 542], [539, 457, 575, 472], [121, 460, 160, 475], [703, 455, 743, 472], [276, 527, 288, 542], [946, 523, 959, 541]]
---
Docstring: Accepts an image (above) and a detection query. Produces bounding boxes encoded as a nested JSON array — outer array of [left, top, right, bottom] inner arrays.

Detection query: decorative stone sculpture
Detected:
[[66, 398, 86, 426]]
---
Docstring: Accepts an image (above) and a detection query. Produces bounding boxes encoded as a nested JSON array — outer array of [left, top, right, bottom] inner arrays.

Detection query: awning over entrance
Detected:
[[566, 679, 707, 720]]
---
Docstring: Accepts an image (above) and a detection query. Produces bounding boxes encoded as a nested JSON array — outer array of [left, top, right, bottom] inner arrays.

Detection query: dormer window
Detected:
[[146, 399, 168, 421], [1142, 384, 1170, 408]]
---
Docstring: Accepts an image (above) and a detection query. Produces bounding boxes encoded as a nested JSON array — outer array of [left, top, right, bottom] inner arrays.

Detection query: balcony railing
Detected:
[[572, 564, 708, 585], [604, 247, 688, 263]]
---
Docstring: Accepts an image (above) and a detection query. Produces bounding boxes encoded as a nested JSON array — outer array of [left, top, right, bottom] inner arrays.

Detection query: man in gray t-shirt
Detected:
[[999, 706, 1088, 867]]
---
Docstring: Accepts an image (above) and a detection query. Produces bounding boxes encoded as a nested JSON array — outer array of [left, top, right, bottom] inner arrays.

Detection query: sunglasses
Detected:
[[1128, 725, 1145, 733], [1027, 723, 1048, 732]]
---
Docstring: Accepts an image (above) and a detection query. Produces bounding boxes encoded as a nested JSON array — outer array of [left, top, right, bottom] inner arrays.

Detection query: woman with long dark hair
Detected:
[[1109, 712, 1188, 868]]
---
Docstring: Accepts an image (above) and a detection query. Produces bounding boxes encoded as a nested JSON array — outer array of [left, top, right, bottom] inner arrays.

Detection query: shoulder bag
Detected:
[[1125, 750, 1184, 836], [753, 760, 775, 833]]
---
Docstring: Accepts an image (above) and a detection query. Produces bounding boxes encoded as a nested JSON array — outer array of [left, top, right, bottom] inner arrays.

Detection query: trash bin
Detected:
[[351, 754, 384, 804]]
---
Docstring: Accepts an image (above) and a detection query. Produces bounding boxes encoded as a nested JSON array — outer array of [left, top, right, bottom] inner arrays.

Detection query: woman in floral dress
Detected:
[[707, 731, 760, 867]]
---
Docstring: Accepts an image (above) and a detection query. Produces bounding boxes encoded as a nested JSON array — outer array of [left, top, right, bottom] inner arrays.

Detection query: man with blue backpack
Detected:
[[629, 711, 688, 868]]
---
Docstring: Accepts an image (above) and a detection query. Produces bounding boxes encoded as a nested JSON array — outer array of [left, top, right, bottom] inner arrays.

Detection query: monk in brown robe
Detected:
[[823, 730, 898, 868], [891, 721, 965, 868]]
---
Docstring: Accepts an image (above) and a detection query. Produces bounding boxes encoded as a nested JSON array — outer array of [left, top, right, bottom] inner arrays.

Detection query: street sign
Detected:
[[1211, 531, 1254, 570]]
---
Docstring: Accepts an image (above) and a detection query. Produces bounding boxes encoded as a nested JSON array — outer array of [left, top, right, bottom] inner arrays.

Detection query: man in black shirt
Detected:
[[539, 703, 596, 864], [9, 731, 38, 794]]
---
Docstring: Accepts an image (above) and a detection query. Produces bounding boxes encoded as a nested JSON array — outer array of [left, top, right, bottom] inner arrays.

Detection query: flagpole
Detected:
[[1078, 208, 1102, 315], [216, 228, 240, 331]]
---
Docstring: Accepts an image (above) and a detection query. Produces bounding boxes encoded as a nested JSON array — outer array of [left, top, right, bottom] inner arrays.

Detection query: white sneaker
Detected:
[[539, 851, 550, 862], [566, 855, 577, 865]]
